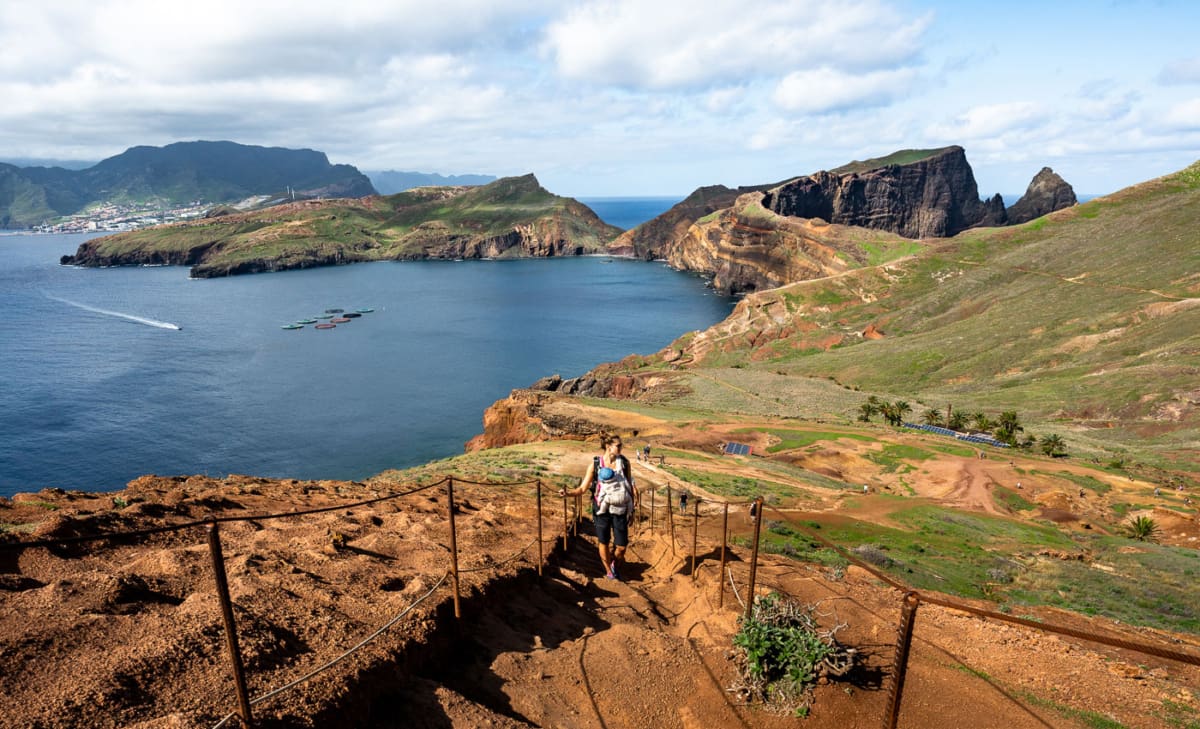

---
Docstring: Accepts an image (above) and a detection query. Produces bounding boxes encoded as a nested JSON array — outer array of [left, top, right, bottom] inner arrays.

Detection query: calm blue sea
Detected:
[[579, 197, 680, 230], [0, 200, 729, 496]]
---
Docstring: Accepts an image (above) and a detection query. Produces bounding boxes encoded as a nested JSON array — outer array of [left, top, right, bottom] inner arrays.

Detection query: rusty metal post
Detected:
[[650, 487, 656, 533], [536, 480, 544, 577], [561, 488, 569, 551], [446, 477, 462, 619], [666, 485, 676, 556], [690, 498, 699, 580], [718, 502, 729, 607], [206, 522, 253, 727], [883, 592, 921, 729], [744, 496, 764, 621]]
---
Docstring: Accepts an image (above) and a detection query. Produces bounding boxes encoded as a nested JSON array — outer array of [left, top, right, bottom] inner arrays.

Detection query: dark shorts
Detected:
[[593, 512, 629, 547]]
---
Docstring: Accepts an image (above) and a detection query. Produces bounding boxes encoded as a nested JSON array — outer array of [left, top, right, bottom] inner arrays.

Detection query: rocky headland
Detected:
[[614, 146, 1076, 294], [61, 175, 622, 277]]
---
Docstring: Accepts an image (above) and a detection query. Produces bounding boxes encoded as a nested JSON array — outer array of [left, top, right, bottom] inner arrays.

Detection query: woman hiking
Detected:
[[560, 434, 638, 580]]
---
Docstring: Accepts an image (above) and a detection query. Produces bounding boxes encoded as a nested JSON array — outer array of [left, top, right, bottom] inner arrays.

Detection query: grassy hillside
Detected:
[[616, 161, 1200, 474], [830, 147, 952, 175], [65, 174, 623, 275]]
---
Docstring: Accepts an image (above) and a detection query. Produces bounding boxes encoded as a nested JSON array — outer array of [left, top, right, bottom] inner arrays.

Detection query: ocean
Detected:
[[0, 197, 733, 496]]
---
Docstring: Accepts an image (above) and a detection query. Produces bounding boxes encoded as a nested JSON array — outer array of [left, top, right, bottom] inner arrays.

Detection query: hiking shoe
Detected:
[[604, 570, 617, 580], [609, 562, 619, 580]]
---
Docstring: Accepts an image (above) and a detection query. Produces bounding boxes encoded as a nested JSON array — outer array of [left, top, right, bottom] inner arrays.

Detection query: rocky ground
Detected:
[[2, 431, 1199, 728]]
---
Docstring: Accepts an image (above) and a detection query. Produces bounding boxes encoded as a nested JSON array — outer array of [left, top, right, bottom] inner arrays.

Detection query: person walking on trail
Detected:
[[559, 434, 637, 581], [679, 489, 689, 514]]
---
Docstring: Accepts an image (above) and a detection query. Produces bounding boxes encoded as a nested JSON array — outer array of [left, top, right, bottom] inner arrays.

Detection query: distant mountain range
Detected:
[[364, 170, 496, 195], [0, 141, 376, 229]]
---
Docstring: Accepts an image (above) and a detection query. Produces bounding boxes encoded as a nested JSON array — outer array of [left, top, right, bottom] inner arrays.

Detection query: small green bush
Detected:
[[731, 592, 855, 715]]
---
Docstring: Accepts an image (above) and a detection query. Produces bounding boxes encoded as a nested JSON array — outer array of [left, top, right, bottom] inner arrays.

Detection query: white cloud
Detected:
[[926, 102, 1047, 141], [1158, 56, 1200, 85], [1163, 99, 1200, 130], [772, 67, 916, 114], [542, 0, 929, 90]]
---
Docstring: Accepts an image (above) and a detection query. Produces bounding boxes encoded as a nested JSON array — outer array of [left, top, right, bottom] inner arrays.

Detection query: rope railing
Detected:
[[1, 473, 569, 728], [6, 467, 1199, 729], [630, 490, 1200, 729], [210, 571, 452, 729], [0, 478, 449, 552]]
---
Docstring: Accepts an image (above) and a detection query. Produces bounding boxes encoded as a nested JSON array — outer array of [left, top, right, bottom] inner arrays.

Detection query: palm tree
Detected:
[[894, 400, 912, 424], [970, 411, 992, 432], [1040, 434, 1066, 457], [993, 410, 1023, 445], [1122, 515, 1160, 543], [921, 408, 942, 426], [947, 410, 968, 431], [857, 401, 877, 422]]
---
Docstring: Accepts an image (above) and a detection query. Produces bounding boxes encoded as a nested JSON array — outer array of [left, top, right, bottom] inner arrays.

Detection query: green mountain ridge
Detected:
[[0, 141, 376, 228]]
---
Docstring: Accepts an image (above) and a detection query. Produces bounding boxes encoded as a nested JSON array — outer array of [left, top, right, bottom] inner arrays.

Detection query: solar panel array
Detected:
[[723, 442, 752, 456], [902, 423, 1010, 448]]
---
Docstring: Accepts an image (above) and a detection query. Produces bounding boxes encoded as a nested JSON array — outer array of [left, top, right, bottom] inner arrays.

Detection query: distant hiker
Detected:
[[1079, 489, 1085, 498], [644, 444, 651, 462], [559, 434, 636, 581], [679, 489, 689, 514], [1155, 488, 1161, 496], [749, 500, 758, 524], [863, 484, 869, 494], [1017, 481, 1022, 489]]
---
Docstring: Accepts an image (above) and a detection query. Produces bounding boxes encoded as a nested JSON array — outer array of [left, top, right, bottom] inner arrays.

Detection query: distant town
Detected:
[[31, 200, 213, 234]]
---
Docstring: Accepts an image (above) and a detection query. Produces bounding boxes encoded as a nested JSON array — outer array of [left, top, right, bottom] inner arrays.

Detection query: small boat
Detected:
[[355, 308, 374, 313], [325, 308, 345, 314], [316, 314, 334, 320], [281, 323, 304, 330], [296, 318, 317, 324], [343, 312, 362, 318], [331, 317, 351, 323], [314, 323, 336, 329]]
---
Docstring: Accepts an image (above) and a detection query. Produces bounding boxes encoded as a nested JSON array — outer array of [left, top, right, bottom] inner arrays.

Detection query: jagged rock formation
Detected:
[[62, 175, 622, 277], [610, 147, 1075, 294], [1006, 167, 1078, 224], [762, 146, 1003, 238]]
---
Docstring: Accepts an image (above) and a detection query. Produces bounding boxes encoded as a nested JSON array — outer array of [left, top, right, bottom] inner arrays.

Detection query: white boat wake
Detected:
[[45, 294, 182, 330]]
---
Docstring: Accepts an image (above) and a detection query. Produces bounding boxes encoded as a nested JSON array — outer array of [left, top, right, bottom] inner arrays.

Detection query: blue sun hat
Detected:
[[598, 467, 616, 481]]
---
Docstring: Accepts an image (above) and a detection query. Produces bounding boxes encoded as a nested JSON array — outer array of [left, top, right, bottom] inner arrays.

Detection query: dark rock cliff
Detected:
[[1006, 167, 1077, 224], [611, 146, 1076, 294], [762, 146, 995, 238]]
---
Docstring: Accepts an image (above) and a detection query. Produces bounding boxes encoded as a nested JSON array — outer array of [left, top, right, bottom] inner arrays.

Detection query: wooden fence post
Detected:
[[206, 522, 253, 727], [745, 496, 764, 620], [883, 592, 921, 729], [719, 502, 729, 607], [536, 480, 544, 577], [690, 498, 699, 580], [446, 477, 461, 620]]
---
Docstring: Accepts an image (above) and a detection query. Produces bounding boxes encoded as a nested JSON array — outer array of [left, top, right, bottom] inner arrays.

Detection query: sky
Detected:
[[2, 0, 1199, 197]]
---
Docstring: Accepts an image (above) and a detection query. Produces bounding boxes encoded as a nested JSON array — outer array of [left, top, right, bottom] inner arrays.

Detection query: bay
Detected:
[[0, 221, 730, 496]]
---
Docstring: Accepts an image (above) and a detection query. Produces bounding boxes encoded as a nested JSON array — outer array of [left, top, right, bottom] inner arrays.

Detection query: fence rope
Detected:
[[0, 479, 447, 551], [756, 502, 1200, 667], [210, 571, 451, 729]]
